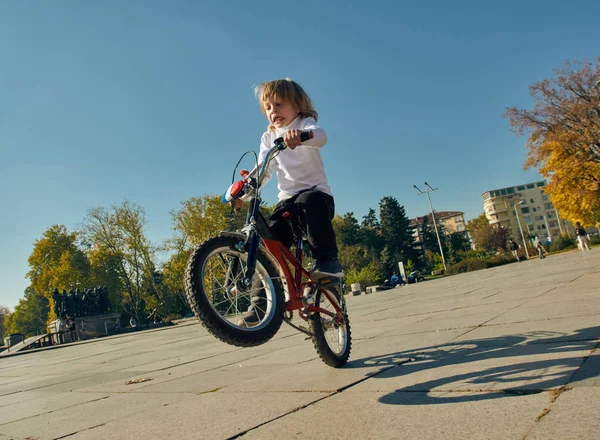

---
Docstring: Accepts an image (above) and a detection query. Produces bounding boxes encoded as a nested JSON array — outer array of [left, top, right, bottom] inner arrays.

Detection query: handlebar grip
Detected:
[[274, 131, 314, 150], [300, 130, 314, 142]]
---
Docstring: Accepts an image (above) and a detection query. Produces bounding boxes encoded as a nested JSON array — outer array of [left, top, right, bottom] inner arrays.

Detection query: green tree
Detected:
[[445, 231, 471, 263], [338, 212, 361, 246], [379, 197, 417, 264], [0, 305, 10, 343], [4, 287, 50, 337], [359, 208, 383, 260], [332, 215, 369, 272], [161, 247, 192, 318], [87, 248, 123, 313], [83, 201, 158, 323], [467, 214, 493, 251], [380, 245, 397, 276], [27, 225, 91, 321], [419, 215, 440, 255]]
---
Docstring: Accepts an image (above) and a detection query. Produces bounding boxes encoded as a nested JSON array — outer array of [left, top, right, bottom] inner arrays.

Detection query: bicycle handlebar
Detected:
[[248, 130, 314, 183], [223, 130, 314, 203]]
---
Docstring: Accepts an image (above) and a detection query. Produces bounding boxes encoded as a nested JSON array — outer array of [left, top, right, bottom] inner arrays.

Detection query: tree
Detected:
[[489, 227, 512, 253], [27, 225, 91, 321], [87, 248, 123, 313], [161, 252, 192, 318], [83, 201, 158, 323], [0, 305, 10, 343], [467, 214, 492, 250], [359, 208, 383, 260], [380, 245, 397, 276], [338, 212, 361, 246], [169, 195, 274, 249], [332, 215, 369, 272], [379, 197, 417, 264], [446, 232, 471, 263], [505, 58, 600, 226], [4, 287, 50, 337], [419, 215, 440, 254]]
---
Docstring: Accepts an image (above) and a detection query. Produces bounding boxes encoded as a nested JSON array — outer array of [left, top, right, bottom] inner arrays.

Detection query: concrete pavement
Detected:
[[0, 249, 598, 439]]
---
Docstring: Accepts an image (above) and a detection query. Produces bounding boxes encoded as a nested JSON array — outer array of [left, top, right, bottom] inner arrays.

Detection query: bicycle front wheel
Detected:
[[309, 284, 352, 367], [185, 236, 285, 347]]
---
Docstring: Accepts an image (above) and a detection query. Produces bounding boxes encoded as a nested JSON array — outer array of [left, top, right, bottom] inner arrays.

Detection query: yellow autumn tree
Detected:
[[505, 58, 600, 227], [536, 136, 600, 225], [27, 225, 91, 321]]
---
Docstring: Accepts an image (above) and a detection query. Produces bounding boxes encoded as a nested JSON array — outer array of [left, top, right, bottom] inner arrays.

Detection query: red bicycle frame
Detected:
[[262, 238, 343, 324]]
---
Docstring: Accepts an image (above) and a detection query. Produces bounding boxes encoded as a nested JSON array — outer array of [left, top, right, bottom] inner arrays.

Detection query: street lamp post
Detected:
[[414, 182, 447, 271], [553, 207, 564, 236], [542, 215, 551, 242], [515, 200, 530, 259]]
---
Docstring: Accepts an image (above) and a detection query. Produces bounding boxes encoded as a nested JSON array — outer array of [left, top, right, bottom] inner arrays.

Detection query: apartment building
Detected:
[[410, 211, 467, 245], [482, 180, 574, 243]]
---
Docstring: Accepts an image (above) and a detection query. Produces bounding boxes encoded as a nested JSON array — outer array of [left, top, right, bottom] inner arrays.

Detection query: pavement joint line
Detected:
[[520, 387, 574, 439], [461, 287, 484, 295], [0, 395, 110, 427], [369, 299, 516, 323], [85, 343, 320, 393], [290, 310, 600, 343], [520, 340, 600, 438], [227, 360, 412, 439], [564, 340, 600, 387], [3, 337, 314, 397], [52, 422, 108, 440], [108, 348, 243, 374], [445, 282, 564, 345], [566, 273, 586, 283], [482, 290, 503, 299]]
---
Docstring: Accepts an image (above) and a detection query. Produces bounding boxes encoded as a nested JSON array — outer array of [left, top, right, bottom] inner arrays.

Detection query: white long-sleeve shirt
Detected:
[[257, 116, 332, 201]]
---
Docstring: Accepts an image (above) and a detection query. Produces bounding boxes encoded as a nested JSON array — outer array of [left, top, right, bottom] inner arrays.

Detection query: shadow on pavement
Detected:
[[348, 326, 600, 405]]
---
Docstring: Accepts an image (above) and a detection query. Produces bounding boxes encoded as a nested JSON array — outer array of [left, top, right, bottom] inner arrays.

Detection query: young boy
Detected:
[[234, 79, 342, 325]]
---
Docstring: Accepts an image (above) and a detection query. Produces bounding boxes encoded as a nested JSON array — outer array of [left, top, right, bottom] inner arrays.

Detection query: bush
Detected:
[[549, 235, 576, 252], [446, 254, 516, 275], [345, 262, 384, 287], [456, 249, 491, 261]]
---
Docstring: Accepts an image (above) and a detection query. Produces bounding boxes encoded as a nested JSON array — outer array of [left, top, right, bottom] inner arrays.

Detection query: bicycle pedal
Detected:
[[319, 277, 341, 286]]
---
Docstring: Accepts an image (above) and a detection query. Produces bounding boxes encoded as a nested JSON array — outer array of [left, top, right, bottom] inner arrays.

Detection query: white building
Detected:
[[482, 180, 575, 244]]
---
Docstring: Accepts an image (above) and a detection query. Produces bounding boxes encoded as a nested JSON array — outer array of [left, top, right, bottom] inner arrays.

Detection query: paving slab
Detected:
[[525, 388, 600, 439], [240, 390, 550, 440], [0, 250, 598, 439], [0, 393, 183, 440], [63, 392, 331, 440]]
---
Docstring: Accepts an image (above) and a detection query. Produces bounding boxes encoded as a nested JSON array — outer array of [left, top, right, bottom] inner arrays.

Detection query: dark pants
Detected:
[[268, 190, 339, 261]]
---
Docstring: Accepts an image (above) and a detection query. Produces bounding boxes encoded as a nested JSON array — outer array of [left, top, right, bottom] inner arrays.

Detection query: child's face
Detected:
[[263, 97, 299, 129]]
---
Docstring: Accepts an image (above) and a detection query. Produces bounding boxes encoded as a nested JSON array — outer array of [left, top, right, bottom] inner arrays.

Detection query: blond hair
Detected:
[[254, 78, 318, 131]]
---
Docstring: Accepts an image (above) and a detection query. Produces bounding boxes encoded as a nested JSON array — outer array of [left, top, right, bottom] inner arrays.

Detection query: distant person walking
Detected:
[[509, 238, 520, 261], [575, 222, 590, 251], [534, 237, 546, 259]]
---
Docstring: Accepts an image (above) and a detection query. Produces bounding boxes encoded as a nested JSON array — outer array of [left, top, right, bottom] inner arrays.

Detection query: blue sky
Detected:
[[1, 0, 598, 309]]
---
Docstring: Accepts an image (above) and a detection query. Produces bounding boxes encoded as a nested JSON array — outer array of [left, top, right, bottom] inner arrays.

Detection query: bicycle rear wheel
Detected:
[[309, 284, 352, 367], [185, 236, 285, 347]]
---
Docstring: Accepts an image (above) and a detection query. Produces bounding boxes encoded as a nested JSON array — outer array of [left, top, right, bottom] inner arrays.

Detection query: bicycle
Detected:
[[185, 131, 351, 367]]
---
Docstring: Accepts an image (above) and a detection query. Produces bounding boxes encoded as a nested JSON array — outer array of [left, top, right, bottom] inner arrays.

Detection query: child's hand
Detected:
[[233, 199, 243, 213], [283, 129, 302, 149]]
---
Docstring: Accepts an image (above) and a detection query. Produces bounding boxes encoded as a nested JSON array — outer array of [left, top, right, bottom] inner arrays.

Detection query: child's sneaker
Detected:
[[311, 259, 344, 280]]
